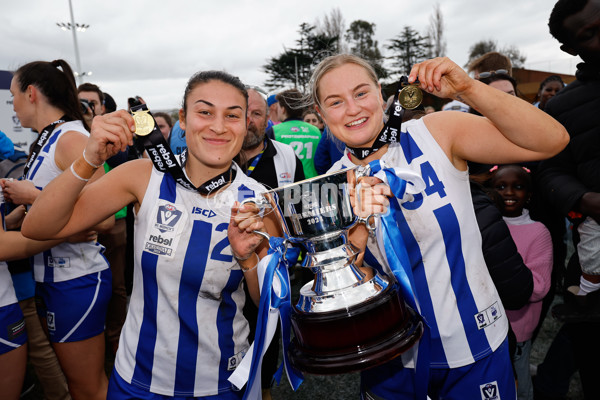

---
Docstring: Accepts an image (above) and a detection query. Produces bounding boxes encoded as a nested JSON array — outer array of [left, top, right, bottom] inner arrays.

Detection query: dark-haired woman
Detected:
[[22, 70, 269, 399], [6, 59, 112, 400], [534, 75, 564, 111]]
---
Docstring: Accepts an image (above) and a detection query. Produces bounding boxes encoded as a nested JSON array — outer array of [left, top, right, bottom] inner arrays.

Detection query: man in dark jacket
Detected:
[[534, 1, 600, 398], [538, 0, 600, 319]]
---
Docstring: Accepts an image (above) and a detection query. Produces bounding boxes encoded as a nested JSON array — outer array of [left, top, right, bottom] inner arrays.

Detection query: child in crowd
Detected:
[[491, 164, 553, 400]]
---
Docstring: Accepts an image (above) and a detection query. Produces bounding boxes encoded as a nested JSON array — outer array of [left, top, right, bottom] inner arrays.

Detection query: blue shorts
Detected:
[[36, 268, 112, 343], [361, 338, 516, 400], [107, 368, 244, 400], [0, 302, 27, 355]]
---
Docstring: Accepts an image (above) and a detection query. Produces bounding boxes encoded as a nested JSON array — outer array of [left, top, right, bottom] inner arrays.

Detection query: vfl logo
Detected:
[[47, 257, 70, 268], [156, 204, 183, 233], [480, 381, 500, 400]]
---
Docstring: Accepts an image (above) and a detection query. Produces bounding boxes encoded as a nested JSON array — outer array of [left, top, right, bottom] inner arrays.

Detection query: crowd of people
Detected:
[[0, 0, 599, 399]]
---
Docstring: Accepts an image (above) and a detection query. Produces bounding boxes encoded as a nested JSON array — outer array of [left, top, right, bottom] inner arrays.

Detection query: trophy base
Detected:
[[288, 285, 423, 375]]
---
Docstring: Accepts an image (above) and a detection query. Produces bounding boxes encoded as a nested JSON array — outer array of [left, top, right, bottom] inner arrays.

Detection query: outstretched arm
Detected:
[[22, 111, 144, 240], [409, 58, 569, 169]]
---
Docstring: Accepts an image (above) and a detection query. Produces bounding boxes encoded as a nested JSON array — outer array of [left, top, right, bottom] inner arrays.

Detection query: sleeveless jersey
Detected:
[[115, 164, 266, 397], [25, 120, 108, 283], [0, 189, 18, 308], [270, 140, 298, 187], [273, 120, 321, 179], [330, 118, 508, 369]]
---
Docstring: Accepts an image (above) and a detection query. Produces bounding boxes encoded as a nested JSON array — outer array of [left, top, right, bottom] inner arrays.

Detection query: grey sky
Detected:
[[0, 0, 579, 111]]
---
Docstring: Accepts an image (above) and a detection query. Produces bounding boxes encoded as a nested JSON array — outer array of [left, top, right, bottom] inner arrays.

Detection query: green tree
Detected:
[[466, 39, 498, 66], [345, 20, 388, 79], [465, 40, 527, 69], [263, 23, 338, 91], [315, 7, 346, 53], [386, 26, 432, 77], [428, 3, 447, 58]]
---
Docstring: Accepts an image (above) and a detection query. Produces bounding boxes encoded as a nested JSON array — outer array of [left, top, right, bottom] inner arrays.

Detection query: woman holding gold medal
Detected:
[[307, 55, 569, 399], [22, 71, 270, 399], [7, 59, 112, 400]]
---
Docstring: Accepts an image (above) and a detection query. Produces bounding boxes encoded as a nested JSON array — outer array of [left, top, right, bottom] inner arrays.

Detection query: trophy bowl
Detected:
[[248, 167, 423, 374]]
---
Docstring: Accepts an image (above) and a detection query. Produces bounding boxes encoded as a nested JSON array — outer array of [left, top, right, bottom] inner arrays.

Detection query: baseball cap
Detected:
[[267, 94, 278, 107]]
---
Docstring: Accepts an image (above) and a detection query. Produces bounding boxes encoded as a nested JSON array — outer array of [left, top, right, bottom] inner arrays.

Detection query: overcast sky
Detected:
[[0, 0, 579, 111]]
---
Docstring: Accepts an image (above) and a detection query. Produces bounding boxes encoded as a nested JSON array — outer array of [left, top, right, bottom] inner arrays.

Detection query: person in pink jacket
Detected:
[[491, 164, 553, 400]]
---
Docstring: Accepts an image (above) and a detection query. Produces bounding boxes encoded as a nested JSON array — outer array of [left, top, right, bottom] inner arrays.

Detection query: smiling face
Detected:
[[492, 166, 531, 218], [316, 63, 384, 148], [179, 80, 248, 173], [539, 81, 563, 109]]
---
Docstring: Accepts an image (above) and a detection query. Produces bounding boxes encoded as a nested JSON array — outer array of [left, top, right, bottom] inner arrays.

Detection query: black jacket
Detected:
[[471, 181, 534, 310], [537, 62, 600, 216]]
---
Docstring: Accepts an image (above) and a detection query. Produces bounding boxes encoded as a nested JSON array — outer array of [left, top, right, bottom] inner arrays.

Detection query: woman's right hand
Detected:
[[86, 110, 136, 166]]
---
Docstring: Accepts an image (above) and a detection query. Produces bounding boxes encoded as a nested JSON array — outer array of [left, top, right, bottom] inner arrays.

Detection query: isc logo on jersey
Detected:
[[155, 204, 183, 233], [191, 207, 216, 218]]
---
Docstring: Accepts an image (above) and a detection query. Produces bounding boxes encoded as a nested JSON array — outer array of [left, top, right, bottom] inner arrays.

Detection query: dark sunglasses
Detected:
[[478, 69, 508, 79]]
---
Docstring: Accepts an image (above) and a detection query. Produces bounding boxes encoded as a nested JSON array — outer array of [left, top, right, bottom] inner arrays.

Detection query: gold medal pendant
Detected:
[[398, 84, 423, 110], [132, 109, 155, 136]]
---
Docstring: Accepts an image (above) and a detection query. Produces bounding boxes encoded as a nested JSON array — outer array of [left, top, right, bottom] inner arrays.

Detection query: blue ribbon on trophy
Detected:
[[363, 159, 431, 400], [228, 237, 303, 399]]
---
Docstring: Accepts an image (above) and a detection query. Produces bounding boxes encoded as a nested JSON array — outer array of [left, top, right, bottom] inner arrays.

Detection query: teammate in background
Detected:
[[22, 70, 272, 399], [309, 54, 567, 399], [6, 60, 112, 400]]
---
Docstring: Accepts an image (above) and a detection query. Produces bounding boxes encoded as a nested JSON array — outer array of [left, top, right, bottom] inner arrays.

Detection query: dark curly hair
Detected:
[[549, 0, 588, 44]]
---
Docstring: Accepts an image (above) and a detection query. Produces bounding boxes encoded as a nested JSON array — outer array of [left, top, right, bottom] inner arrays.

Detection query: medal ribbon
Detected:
[[346, 78, 407, 160], [23, 117, 69, 179], [228, 237, 303, 398], [131, 104, 235, 195], [364, 159, 431, 400]]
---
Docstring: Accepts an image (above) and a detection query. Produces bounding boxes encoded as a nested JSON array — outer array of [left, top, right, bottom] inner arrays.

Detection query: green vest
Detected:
[[272, 120, 321, 178], [104, 163, 127, 220]]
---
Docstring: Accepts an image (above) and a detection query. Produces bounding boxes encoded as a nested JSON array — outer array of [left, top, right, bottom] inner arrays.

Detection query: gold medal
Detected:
[[398, 84, 423, 110], [132, 109, 155, 136]]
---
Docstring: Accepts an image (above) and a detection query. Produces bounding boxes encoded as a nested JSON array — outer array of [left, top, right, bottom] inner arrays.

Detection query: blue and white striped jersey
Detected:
[[330, 118, 508, 369], [114, 164, 266, 396], [26, 120, 109, 283], [0, 189, 18, 308]]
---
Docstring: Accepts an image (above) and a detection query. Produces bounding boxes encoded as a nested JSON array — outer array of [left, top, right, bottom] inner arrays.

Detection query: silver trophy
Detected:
[[244, 167, 423, 374]]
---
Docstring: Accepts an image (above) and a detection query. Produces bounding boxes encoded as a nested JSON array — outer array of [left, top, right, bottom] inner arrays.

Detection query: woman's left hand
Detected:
[[1, 179, 40, 205], [349, 175, 392, 218], [228, 201, 265, 261], [408, 57, 473, 101]]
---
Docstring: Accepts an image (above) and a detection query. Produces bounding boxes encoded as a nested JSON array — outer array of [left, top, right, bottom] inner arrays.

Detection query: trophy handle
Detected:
[[239, 197, 272, 242]]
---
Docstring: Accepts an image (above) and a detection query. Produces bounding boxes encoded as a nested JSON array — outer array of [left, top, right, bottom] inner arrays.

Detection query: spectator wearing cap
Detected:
[[267, 94, 280, 130]]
